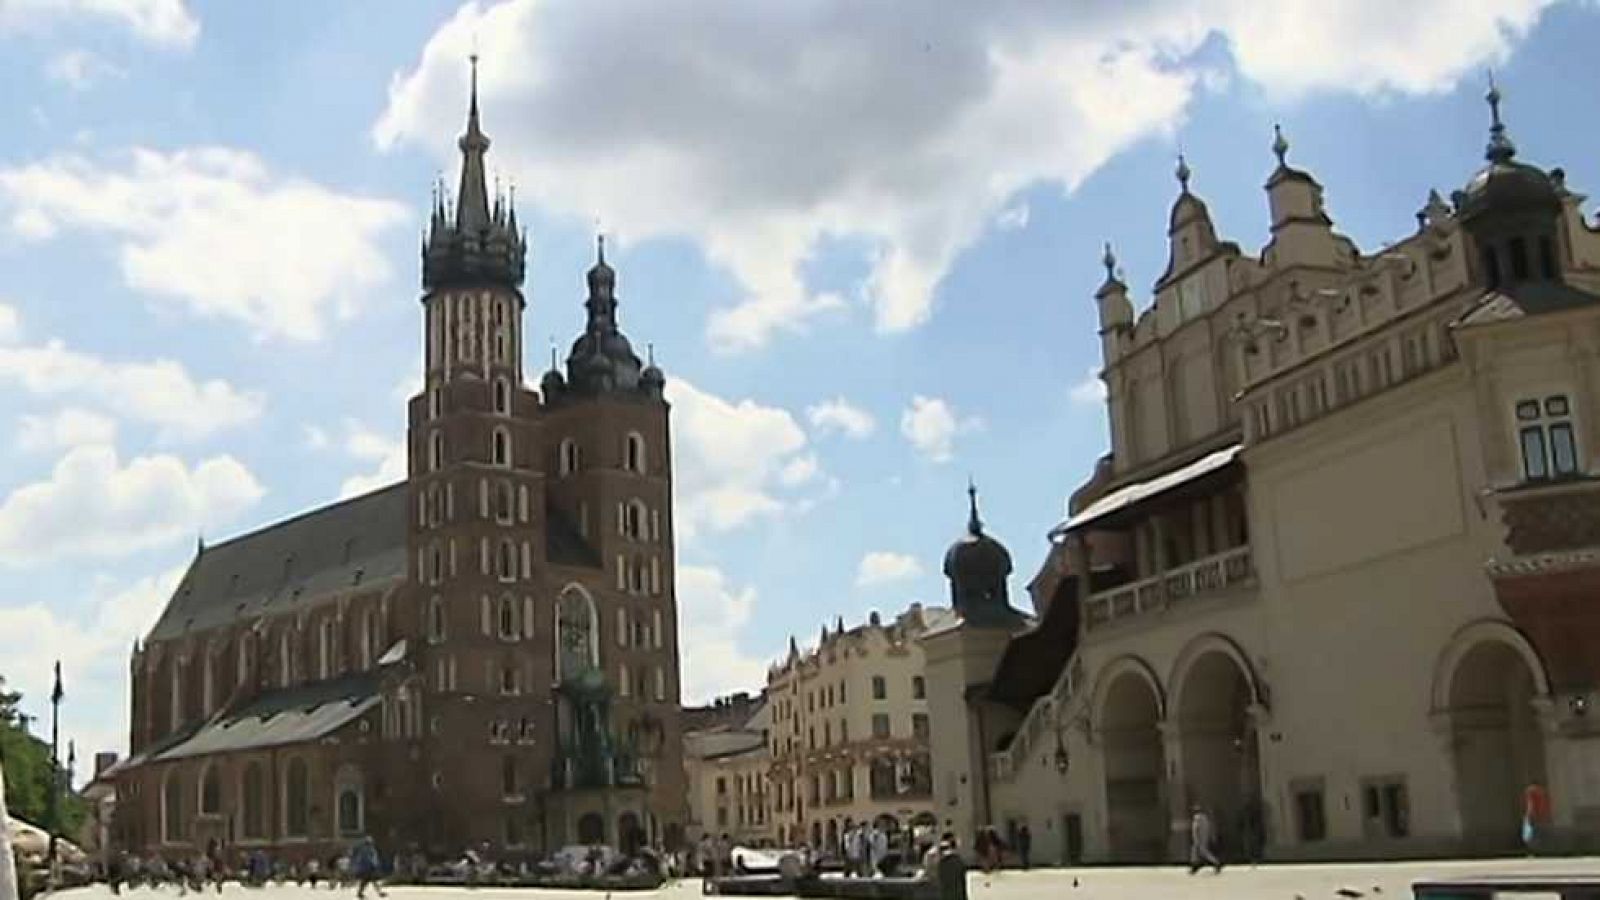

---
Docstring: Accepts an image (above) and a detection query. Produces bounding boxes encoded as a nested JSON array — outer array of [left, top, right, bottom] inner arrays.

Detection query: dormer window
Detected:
[[1517, 395, 1579, 481]]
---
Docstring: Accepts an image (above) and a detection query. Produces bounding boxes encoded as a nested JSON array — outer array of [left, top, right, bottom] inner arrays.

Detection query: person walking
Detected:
[[1016, 823, 1032, 870], [1523, 780, 1552, 856], [868, 824, 888, 878], [1188, 806, 1223, 875], [353, 836, 386, 899]]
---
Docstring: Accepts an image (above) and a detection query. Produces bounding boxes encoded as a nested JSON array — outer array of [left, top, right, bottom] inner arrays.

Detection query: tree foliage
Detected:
[[0, 675, 87, 834]]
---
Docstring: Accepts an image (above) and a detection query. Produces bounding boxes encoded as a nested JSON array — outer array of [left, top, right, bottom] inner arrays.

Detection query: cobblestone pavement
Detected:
[[52, 856, 1600, 900]]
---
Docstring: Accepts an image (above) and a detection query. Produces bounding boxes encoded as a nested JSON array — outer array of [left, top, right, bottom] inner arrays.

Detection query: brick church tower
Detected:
[[405, 58, 684, 852]]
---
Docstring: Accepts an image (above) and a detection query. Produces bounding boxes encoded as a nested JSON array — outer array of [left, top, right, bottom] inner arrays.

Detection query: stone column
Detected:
[[0, 760, 18, 900], [1158, 719, 1185, 862]]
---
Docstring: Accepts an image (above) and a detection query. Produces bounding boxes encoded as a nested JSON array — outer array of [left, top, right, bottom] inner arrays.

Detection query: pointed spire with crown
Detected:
[[942, 478, 1018, 625], [422, 55, 525, 291], [556, 231, 655, 400]]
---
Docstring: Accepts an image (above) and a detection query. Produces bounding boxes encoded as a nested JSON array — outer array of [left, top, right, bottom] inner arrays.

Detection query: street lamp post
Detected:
[[46, 662, 64, 883]]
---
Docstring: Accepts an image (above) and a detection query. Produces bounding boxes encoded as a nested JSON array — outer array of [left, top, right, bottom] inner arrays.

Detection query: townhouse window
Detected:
[[1517, 395, 1579, 480], [1293, 781, 1327, 843], [1361, 777, 1411, 839], [871, 675, 887, 701], [912, 713, 930, 741], [871, 714, 890, 739], [911, 675, 926, 700]]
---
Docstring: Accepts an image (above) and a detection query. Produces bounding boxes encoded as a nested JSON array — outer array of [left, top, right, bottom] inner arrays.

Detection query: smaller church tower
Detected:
[[538, 238, 684, 849], [921, 483, 1026, 861]]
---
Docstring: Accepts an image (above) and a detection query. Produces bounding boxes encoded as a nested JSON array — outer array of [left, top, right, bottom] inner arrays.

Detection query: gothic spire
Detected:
[[455, 54, 492, 232]]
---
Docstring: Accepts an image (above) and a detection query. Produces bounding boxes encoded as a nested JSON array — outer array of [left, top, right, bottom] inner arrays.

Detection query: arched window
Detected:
[[429, 431, 445, 471], [498, 540, 516, 582], [624, 432, 646, 474], [559, 439, 580, 476], [199, 763, 221, 815], [494, 378, 510, 415], [284, 758, 309, 837], [358, 608, 374, 669], [623, 499, 648, 541], [278, 629, 291, 687], [428, 596, 446, 642], [1509, 237, 1530, 280], [241, 762, 265, 839], [496, 481, 513, 522], [161, 770, 184, 843], [492, 427, 511, 467], [334, 767, 364, 837], [1539, 236, 1557, 279], [1481, 246, 1502, 289], [498, 596, 516, 640], [556, 585, 599, 681]]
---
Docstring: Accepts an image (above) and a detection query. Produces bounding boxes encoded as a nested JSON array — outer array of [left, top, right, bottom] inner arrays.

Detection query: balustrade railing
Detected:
[[1083, 545, 1255, 632]]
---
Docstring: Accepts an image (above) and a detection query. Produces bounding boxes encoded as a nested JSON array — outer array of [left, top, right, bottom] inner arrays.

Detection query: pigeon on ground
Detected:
[[1336, 889, 1365, 898]]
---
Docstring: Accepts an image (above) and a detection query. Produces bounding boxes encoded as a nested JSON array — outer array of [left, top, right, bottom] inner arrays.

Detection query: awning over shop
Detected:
[[1050, 443, 1242, 538]]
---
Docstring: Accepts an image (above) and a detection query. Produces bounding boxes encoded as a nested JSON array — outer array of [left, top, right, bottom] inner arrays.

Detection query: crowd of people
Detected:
[[101, 837, 387, 897]]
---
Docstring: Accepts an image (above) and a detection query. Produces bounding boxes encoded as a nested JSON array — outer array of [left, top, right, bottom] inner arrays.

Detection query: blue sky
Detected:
[[0, 0, 1596, 771]]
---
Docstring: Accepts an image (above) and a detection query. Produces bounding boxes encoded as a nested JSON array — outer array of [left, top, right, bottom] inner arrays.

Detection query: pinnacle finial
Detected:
[[1485, 69, 1516, 163], [1176, 152, 1191, 191], [966, 477, 983, 536], [1272, 123, 1289, 167], [549, 338, 558, 372], [1101, 242, 1117, 280], [469, 51, 480, 115], [647, 342, 656, 366], [596, 232, 606, 266]]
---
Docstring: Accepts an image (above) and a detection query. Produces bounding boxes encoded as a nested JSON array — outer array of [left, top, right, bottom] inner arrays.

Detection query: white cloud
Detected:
[[0, 301, 19, 343], [16, 407, 117, 452], [302, 424, 331, 450], [0, 564, 183, 760], [995, 201, 1030, 232], [0, 445, 263, 565], [372, 0, 1548, 352], [0, 148, 409, 341], [45, 49, 126, 90], [900, 394, 980, 463], [337, 421, 407, 499], [675, 563, 769, 702], [0, 0, 198, 47], [665, 378, 819, 538], [806, 397, 876, 439], [856, 551, 924, 587], [1069, 366, 1107, 407], [0, 332, 263, 441]]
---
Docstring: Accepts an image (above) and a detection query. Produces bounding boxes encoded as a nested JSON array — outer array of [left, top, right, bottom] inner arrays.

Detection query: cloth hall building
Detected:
[[112, 66, 686, 860], [924, 87, 1600, 864]]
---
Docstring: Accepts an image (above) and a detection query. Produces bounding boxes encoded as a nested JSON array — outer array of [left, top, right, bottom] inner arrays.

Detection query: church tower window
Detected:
[[493, 427, 511, 467], [559, 438, 580, 476], [427, 596, 446, 643], [429, 431, 445, 471], [494, 378, 510, 414], [625, 432, 646, 473]]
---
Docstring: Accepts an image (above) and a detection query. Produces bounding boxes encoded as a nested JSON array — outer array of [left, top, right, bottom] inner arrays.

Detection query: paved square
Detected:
[[53, 857, 1600, 900]]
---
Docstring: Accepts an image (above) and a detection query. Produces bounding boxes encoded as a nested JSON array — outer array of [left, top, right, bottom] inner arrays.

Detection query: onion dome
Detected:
[[540, 345, 567, 400], [1455, 77, 1561, 223], [942, 481, 1014, 620], [562, 235, 651, 399]]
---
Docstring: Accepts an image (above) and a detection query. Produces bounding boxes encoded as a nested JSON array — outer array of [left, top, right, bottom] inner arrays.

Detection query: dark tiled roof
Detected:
[[147, 483, 411, 642], [153, 671, 383, 762], [146, 480, 605, 644], [1455, 281, 1600, 328]]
